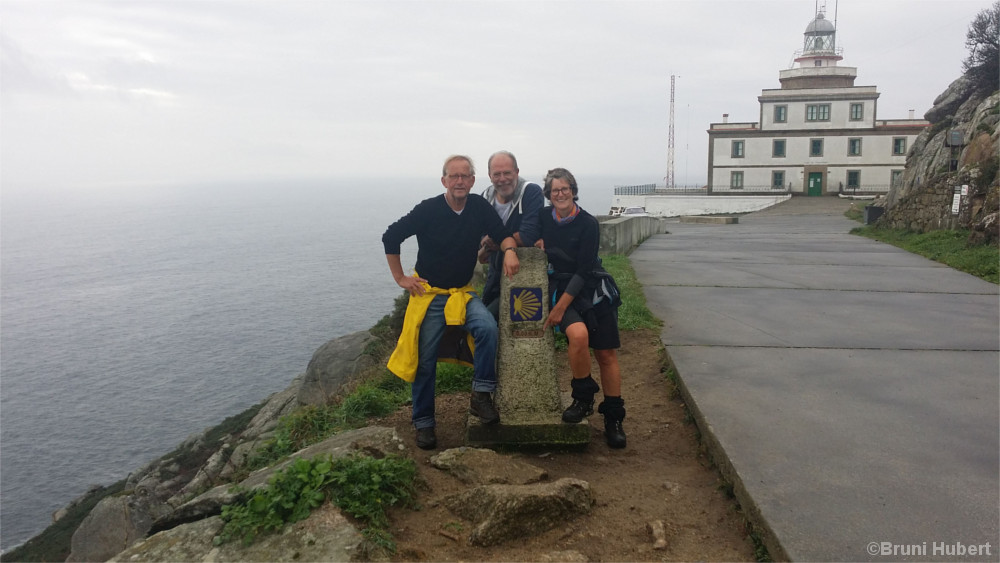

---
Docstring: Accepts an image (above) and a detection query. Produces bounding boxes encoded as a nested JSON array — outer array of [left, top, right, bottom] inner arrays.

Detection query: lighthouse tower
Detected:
[[779, 7, 857, 90], [703, 2, 928, 197]]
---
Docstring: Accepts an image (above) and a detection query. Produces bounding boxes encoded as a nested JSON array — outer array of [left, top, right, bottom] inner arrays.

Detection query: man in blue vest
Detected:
[[478, 151, 544, 320]]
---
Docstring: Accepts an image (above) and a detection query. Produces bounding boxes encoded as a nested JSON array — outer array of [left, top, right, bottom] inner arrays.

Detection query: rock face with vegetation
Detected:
[[881, 81, 999, 238], [880, 2, 999, 244], [13, 285, 600, 562], [62, 330, 383, 562]]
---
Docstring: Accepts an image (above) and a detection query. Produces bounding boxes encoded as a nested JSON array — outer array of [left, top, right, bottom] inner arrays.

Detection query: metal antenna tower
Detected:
[[665, 74, 676, 189]]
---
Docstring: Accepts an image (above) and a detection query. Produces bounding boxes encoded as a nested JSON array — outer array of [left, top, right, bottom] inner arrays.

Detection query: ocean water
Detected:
[[0, 175, 622, 551]]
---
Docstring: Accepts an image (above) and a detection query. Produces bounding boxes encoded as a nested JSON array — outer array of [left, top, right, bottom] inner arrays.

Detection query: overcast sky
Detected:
[[1, 0, 992, 190]]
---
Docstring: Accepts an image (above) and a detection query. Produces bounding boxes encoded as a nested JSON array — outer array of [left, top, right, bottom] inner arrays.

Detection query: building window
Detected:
[[891, 170, 904, 188], [850, 103, 864, 121], [847, 170, 861, 189], [893, 137, 907, 155], [730, 171, 744, 189], [773, 139, 786, 157], [806, 104, 830, 121], [731, 140, 745, 158], [772, 171, 785, 189], [848, 138, 862, 156], [774, 105, 787, 123], [810, 138, 824, 157]]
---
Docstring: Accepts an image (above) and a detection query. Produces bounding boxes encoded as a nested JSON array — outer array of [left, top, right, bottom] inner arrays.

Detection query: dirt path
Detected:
[[374, 329, 761, 562]]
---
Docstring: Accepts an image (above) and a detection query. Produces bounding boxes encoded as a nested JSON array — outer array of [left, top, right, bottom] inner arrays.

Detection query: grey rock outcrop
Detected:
[[430, 447, 548, 485], [924, 75, 977, 124], [65, 330, 384, 563], [108, 503, 363, 563], [298, 330, 379, 406], [148, 426, 404, 535], [881, 74, 998, 233], [240, 373, 305, 439], [67, 494, 169, 563], [442, 478, 594, 547]]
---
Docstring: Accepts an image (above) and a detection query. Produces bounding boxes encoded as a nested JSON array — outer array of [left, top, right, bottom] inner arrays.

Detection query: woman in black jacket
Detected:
[[536, 168, 626, 448]]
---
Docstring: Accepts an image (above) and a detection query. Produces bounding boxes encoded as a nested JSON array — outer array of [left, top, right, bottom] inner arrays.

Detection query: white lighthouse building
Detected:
[[706, 7, 928, 195]]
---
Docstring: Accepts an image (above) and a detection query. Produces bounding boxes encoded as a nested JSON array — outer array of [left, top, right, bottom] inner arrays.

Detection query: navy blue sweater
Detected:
[[538, 206, 602, 300], [383, 194, 512, 289]]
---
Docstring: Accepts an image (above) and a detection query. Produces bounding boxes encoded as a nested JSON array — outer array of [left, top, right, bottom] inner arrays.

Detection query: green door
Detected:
[[807, 172, 823, 196]]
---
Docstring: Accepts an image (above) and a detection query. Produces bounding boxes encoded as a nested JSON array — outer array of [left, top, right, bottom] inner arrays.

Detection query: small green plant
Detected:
[[435, 362, 473, 394], [217, 453, 417, 548], [339, 382, 405, 425], [662, 365, 681, 400], [244, 404, 342, 470], [245, 373, 414, 472], [747, 524, 774, 562], [326, 454, 418, 528], [553, 330, 568, 350]]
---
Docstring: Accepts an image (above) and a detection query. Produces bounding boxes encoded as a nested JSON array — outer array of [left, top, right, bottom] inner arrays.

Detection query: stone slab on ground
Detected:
[[634, 197, 1000, 561], [670, 345, 999, 560]]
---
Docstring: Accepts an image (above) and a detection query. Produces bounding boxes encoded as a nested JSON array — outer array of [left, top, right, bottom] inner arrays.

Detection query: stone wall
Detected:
[[611, 194, 791, 218], [881, 181, 962, 232], [598, 216, 669, 255]]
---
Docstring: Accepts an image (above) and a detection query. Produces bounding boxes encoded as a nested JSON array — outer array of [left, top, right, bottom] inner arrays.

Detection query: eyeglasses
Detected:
[[550, 187, 573, 195], [446, 174, 473, 181]]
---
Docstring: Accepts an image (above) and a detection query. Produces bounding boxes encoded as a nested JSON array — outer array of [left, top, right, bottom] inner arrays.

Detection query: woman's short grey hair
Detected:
[[442, 155, 475, 177], [543, 167, 579, 201]]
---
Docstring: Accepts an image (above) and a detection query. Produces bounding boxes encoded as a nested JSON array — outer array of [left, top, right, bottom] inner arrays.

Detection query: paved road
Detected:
[[631, 197, 999, 561]]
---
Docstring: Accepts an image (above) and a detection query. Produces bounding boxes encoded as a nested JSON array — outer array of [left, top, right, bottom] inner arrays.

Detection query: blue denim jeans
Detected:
[[412, 294, 498, 429]]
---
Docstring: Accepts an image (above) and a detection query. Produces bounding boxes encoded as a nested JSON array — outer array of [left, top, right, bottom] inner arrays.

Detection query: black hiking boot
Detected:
[[561, 398, 595, 423], [598, 396, 627, 449], [603, 417, 627, 449], [415, 427, 437, 450], [469, 391, 500, 425], [563, 375, 600, 423]]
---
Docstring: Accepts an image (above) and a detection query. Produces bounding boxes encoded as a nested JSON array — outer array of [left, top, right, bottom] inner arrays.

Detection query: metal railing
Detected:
[[614, 183, 708, 195], [709, 184, 791, 194], [838, 183, 893, 195]]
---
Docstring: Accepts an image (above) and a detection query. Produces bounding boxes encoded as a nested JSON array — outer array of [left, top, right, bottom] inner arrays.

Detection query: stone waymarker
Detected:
[[466, 247, 590, 449]]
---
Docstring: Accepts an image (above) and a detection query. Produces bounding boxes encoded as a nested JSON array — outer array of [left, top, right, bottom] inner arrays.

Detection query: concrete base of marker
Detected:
[[465, 247, 592, 450], [465, 414, 591, 450]]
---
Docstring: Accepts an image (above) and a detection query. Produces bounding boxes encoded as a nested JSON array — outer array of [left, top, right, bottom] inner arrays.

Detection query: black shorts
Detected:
[[559, 304, 621, 350]]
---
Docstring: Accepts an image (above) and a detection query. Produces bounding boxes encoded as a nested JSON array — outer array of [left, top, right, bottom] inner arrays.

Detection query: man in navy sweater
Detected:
[[383, 155, 520, 449]]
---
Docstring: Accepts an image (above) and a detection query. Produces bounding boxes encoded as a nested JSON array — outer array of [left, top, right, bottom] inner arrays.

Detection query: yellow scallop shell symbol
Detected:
[[513, 289, 541, 321]]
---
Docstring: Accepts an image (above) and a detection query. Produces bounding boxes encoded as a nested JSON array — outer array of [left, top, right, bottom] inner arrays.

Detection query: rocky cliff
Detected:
[[879, 75, 999, 243], [6, 279, 596, 562]]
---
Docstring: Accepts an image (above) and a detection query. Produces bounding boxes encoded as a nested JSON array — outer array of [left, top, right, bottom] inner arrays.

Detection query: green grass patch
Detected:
[[843, 202, 868, 222], [245, 372, 410, 472], [217, 453, 417, 553], [434, 362, 473, 394], [851, 226, 999, 284], [601, 254, 661, 330]]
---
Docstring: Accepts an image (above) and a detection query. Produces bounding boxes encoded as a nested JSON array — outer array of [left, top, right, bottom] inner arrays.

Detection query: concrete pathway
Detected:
[[631, 197, 999, 561]]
